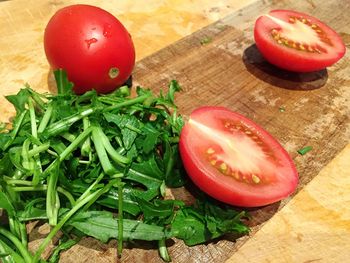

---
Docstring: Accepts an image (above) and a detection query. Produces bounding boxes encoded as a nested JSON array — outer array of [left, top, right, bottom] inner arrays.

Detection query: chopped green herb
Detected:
[[215, 24, 226, 31], [279, 106, 286, 112], [297, 146, 313, 155], [0, 71, 248, 262], [200, 36, 212, 45]]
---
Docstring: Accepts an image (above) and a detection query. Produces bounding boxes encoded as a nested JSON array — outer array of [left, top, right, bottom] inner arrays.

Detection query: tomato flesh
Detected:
[[179, 106, 298, 207], [44, 5, 135, 94], [254, 9, 345, 72]]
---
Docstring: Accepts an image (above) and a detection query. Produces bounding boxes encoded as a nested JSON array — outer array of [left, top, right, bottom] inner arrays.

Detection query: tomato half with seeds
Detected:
[[179, 106, 298, 207], [254, 9, 345, 72]]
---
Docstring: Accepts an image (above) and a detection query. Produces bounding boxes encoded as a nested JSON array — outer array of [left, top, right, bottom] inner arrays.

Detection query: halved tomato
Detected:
[[254, 9, 346, 72], [179, 106, 298, 207]]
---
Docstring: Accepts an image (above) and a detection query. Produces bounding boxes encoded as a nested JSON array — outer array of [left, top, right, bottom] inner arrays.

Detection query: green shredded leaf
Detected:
[[279, 106, 286, 112], [0, 71, 248, 262], [297, 145, 313, 155], [54, 69, 74, 95], [200, 36, 212, 45]]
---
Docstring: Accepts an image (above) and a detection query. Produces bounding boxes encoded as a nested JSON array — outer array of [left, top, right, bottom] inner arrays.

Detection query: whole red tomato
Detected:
[[44, 4, 135, 94]]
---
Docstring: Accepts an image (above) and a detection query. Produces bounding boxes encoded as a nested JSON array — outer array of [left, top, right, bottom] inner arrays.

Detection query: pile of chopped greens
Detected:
[[0, 70, 249, 263]]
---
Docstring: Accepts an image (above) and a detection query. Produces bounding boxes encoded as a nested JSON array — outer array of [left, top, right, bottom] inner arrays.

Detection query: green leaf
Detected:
[[200, 36, 212, 45], [48, 238, 79, 263], [0, 154, 14, 175], [172, 200, 249, 246], [54, 69, 74, 95], [0, 191, 16, 217], [68, 210, 170, 243], [142, 128, 160, 154], [5, 88, 30, 113], [163, 141, 186, 188], [103, 113, 141, 150], [137, 198, 183, 225], [18, 198, 69, 222], [0, 79, 249, 263], [0, 239, 26, 263], [297, 145, 312, 155], [167, 80, 182, 105]]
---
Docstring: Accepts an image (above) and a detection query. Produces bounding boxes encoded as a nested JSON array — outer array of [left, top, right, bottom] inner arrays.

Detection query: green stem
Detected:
[[8, 217, 20, 239], [158, 239, 171, 262], [81, 117, 91, 158], [28, 99, 38, 138], [98, 96, 124, 105], [43, 107, 97, 138], [11, 186, 45, 192], [19, 222, 28, 248], [76, 172, 104, 203], [117, 181, 124, 258], [57, 187, 76, 207], [27, 143, 50, 158], [28, 88, 46, 110], [21, 139, 34, 171], [4, 177, 33, 186], [95, 126, 130, 164], [28, 99, 43, 185], [38, 103, 53, 133], [103, 94, 151, 112], [81, 179, 116, 212], [0, 227, 33, 263], [59, 127, 93, 162], [60, 132, 76, 143], [46, 164, 60, 226], [32, 188, 104, 262], [91, 127, 117, 176], [42, 127, 93, 177], [10, 185, 75, 207], [0, 238, 26, 263], [3, 110, 28, 151]]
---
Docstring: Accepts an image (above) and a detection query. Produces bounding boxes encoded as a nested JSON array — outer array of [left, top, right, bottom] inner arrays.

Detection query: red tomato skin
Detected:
[[254, 10, 346, 72], [179, 106, 298, 207], [44, 4, 135, 94]]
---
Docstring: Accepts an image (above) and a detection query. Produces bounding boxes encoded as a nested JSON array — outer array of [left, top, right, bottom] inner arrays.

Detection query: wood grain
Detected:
[[227, 143, 350, 263], [1, 0, 350, 262]]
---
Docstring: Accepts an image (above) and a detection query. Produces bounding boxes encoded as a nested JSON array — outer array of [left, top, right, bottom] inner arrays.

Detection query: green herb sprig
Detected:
[[0, 70, 248, 262]]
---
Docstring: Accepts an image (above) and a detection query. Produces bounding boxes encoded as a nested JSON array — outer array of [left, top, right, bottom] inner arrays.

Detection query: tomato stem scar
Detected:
[[109, 67, 119, 79]]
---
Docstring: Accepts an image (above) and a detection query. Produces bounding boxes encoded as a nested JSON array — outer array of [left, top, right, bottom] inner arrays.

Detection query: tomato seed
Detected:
[[274, 35, 281, 41], [270, 18, 332, 54], [271, 29, 279, 35], [233, 171, 240, 180], [219, 162, 227, 172], [252, 174, 261, 184], [207, 148, 215, 154]]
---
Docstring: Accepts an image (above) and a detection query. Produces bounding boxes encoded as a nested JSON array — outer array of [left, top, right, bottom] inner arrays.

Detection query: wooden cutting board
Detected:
[[1, 0, 350, 262]]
